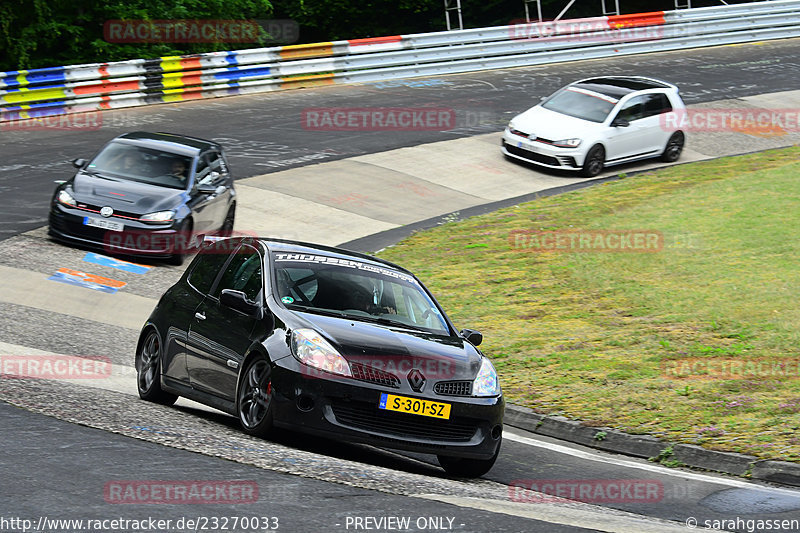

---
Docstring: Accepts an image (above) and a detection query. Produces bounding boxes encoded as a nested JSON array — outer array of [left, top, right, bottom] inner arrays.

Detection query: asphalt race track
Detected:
[[2, 38, 800, 532]]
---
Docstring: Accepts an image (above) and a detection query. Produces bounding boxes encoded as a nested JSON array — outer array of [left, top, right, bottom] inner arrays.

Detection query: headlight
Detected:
[[473, 358, 500, 397], [57, 190, 76, 207], [139, 210, 176, 224], [507, 122, 527, 138], [291, 328, 352, 378], [552, 138, 582, 148]]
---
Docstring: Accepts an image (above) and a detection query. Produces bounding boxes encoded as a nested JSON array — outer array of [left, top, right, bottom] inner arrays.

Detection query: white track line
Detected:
[[504, 428, 800, 496]]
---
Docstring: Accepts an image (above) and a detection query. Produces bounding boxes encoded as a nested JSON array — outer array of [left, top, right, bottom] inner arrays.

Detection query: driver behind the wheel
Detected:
[[170, 159, 188, 182], [349, 286, 396, 315]]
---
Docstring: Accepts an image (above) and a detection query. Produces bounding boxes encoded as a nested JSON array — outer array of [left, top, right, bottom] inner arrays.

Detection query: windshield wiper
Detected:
[[82, 168, 120, 181], [346, 314, 432, 332]]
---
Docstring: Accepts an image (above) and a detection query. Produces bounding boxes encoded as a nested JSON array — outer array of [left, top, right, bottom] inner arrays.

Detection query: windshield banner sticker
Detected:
[[274, 253, 416, 283]]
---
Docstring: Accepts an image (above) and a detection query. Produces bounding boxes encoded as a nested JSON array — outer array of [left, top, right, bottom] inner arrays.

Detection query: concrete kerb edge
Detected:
[[336, 158, 800, 488], [505, 404, 800, 488], [337, 173, 620, 253]]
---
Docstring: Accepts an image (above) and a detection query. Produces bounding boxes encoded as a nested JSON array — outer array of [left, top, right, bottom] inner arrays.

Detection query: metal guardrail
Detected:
[[1, 0, 799, 123]]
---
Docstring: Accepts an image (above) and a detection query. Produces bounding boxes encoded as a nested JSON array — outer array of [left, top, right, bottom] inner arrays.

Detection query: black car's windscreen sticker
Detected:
[[273, 253, 417, 284]]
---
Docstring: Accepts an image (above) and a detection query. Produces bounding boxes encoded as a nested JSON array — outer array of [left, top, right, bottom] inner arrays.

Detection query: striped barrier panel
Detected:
[[1, 0, 799, 123]]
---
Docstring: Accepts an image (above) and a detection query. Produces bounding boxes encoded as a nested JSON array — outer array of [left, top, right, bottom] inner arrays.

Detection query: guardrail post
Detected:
[[524, 0, 544, 23], [444, 0, 464, 30]]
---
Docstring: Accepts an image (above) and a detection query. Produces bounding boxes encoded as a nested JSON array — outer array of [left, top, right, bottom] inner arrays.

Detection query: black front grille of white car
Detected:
[[504, 142, 561, 166]]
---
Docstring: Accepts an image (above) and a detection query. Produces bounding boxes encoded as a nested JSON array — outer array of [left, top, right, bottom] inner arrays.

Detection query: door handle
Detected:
[[195, 312, 206, 321]]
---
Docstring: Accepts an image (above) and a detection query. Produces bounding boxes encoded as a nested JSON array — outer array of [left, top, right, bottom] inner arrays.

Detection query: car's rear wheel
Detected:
[[437, 442, 501, 478], [661, 131, 685, 162], [220, 204, 235, 236], [581, 145, 605, 177], [136, 330, 178, 405], [237, 357, 274, 437]]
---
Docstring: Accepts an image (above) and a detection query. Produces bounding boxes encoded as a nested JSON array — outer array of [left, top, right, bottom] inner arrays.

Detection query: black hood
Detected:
[[71, 171, 185, 214], [292, 310, 482, 381]]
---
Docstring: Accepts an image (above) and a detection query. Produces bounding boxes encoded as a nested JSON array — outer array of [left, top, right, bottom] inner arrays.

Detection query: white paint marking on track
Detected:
[[412, 494, 697, 533], [504, 428, 800, 497]]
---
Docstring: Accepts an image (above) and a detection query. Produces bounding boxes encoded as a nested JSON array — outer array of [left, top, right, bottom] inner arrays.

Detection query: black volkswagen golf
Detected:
[[136, 237, 503, 477], [48, 132, 236, 264]]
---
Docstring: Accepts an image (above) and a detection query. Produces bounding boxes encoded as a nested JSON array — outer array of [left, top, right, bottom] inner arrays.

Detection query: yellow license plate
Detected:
[[379, 393, 451, 419]]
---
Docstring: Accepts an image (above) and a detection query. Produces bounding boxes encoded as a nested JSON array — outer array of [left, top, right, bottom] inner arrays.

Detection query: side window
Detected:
[[206, 152, 226, 184], [213, 245, 263, 302], [187, 242, 232, 295], [195, 155, 210, 184], [643, 93, 672, 117], [615, 96, 645, 123], [218, 152, 230, 174]]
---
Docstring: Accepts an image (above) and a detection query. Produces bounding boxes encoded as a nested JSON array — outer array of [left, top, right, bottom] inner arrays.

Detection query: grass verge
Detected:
[[377, 146, 800, 462]]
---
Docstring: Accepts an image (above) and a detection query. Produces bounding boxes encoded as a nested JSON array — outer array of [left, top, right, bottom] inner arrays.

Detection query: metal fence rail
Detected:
[[1, 0, 799, 123]]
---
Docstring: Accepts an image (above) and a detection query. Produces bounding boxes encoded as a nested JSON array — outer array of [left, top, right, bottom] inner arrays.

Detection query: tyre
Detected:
[[168, 219, 192, 266], [437, 441, 501, 478], [136, 329, 178, 405], [237, 356, 274, 437], [661, 131, 685, 162], [581, 145, 605, 177], [220, 204, 235, 236]]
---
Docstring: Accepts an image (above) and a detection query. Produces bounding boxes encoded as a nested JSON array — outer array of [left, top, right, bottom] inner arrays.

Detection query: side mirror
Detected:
[[459, 328, 483, 347], [611, 118, 630, 128], [197, 183, 218, 194], [72, 158, 87, 169], [220, 289, 262, 318]]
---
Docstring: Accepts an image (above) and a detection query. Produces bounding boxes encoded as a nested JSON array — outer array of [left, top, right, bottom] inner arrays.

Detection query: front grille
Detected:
[[350, 363, 400, 388], [59, 218, 109, 242], [331, 400, 477, 442], [78, 203, 141, 221], [434, 380, 472, 397], [504, 142, 560, 166]]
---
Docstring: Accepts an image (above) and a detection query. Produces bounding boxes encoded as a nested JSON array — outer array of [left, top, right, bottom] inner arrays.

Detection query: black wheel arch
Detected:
[[136, 323, 161, 362], [235, 346, 274, 396]]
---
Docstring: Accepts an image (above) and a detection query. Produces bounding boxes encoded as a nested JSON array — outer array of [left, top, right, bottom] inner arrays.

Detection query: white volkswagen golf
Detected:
[[501, 76, 687, 177]]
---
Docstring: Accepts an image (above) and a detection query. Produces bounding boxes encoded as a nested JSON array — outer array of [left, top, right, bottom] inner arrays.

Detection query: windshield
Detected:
[[87, 142, 194, 189], [542, 86, 619, 123], [272, 253, 451, 335]]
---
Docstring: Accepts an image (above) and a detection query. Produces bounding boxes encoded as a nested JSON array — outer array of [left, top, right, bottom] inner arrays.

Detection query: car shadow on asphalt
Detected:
[[172, 403, 448, 478]]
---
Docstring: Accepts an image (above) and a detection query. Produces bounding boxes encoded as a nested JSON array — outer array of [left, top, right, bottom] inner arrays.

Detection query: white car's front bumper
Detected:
[[501, 129, 586, 171]]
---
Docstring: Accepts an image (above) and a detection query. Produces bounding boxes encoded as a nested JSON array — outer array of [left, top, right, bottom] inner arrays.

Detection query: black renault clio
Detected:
[[48, 132, 236, 264], [136, 237, 503, 477]]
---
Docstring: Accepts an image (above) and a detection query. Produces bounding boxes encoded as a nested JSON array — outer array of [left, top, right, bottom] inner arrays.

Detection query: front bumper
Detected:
[[49, 204, 185, 258], [501, 130, 583, 171], [271, 364, 504, 460]]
